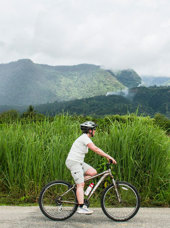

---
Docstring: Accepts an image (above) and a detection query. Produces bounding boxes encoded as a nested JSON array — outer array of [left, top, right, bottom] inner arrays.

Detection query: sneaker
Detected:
[[77, 205, 93, 215]]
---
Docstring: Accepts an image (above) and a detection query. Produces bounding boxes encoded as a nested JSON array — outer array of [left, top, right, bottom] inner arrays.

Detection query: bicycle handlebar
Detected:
[[109, 159, 113, 164], [106, 159, 113, 169]]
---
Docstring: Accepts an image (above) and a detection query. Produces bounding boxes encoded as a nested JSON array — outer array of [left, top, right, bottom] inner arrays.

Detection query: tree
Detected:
[[21, 105, 45, 121]]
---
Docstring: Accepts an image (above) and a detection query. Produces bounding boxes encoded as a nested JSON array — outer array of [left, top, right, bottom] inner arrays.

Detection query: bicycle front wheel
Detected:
[[101, 181, 140, 221], [39, 180, 78, 221]]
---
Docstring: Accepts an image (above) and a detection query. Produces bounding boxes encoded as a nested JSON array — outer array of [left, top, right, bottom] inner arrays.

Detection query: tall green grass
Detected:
[[91, 116, 170, 205], [0, 114, 169, 206]]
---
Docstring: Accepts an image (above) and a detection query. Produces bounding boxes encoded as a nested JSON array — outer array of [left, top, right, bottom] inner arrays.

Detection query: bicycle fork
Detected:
[[108, 168, 121, 203], [112, 178, 121, 203]]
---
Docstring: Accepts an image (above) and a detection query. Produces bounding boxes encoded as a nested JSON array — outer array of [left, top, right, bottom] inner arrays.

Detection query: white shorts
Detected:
[[65, 159, 93, 184]]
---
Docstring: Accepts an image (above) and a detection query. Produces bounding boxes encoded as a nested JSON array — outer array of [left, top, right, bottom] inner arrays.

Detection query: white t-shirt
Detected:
[[66, 134, 93, 163]]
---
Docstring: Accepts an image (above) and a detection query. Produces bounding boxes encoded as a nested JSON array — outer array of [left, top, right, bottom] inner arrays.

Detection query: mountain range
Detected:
[[0, 59, 141, 106], [0, 59, 170, 118]]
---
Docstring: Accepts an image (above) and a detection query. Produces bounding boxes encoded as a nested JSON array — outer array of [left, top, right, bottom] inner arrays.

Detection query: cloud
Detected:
[[0, 0, 170, 76]]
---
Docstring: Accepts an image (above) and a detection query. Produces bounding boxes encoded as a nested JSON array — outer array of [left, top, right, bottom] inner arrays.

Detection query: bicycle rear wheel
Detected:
[[101, 181, 140, 221], [39, 180, 78, 221]]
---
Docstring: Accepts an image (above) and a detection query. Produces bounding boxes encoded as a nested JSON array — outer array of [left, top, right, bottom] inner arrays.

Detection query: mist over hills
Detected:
[[141, 76, 170, 86]]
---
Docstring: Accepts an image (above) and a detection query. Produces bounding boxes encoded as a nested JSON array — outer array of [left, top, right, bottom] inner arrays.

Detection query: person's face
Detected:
[[93, 129, 96, 135], [88, 128, 96, 137]]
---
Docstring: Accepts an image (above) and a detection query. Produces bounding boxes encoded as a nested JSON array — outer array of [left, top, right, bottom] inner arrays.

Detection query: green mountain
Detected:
[[1, 59, 170, 117], [0, 59, 143, 106], [0, 59, 127, 106], [113, 69, 142, 88]]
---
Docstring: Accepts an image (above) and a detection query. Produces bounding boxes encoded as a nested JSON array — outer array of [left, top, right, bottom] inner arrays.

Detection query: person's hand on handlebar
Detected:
[[107, 156, 117, 164]]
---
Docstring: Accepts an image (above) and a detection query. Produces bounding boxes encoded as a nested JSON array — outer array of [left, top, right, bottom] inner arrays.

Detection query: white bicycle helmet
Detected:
[[80, 121, 97, 132]]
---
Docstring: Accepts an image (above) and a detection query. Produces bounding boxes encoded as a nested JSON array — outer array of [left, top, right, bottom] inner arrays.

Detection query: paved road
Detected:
[[0, 206, 170, 228]]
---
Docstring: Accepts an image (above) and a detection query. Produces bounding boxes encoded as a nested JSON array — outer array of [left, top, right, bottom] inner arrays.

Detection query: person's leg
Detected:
[[66, 160, 93, 214], [66, 160, 85, 204], [83, 163, 97, 181], [76, 182, 85, 205], [76, 181, 93, 214], [76, 175, 93, 214], [75, 166, 97, 205]]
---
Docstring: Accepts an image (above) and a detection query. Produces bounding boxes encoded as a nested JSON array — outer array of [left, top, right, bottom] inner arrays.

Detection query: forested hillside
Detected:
[[130, 86, 170, 117], [35, 86, 170, 118], [114, 69, 141, 88]]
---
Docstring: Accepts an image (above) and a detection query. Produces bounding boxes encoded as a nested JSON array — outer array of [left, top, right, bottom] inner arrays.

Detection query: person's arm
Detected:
[[87, 142, 117, 164]]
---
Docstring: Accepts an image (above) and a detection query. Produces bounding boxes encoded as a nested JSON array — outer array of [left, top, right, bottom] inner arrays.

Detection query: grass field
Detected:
[[0, 114, 169, 206]]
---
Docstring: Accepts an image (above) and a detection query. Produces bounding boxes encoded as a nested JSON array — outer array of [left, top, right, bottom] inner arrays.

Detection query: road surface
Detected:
[[0, 206, 170, 228]]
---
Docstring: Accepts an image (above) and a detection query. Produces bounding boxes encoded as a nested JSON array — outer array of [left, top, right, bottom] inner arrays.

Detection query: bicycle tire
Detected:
[[101, 181, 140, 221], [39, 180, 78, 221]]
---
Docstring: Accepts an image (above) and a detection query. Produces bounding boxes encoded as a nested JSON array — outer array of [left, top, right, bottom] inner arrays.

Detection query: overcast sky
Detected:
[[0, 0, 170, 76]]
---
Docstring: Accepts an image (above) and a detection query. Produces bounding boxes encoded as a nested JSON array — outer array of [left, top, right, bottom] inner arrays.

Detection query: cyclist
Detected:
[[65, 121, 117, 215]]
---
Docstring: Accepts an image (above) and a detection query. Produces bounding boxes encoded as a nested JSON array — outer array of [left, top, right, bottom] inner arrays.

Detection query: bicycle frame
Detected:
[[85, 169, 113, 200], [60, 166, 121, 204]]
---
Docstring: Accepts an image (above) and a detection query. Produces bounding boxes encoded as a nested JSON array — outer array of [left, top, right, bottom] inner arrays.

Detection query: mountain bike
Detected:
[[39, 161, 140, 222]]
